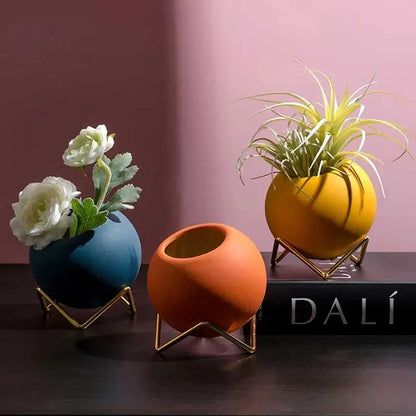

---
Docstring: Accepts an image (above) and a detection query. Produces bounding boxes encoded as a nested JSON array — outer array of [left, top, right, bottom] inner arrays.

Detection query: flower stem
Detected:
[[96, 157, 111, 210]]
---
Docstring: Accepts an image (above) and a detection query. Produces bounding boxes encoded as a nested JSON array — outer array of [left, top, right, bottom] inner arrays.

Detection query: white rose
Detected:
[[62, 124, 114, 167], [10, 176, 81, 250]]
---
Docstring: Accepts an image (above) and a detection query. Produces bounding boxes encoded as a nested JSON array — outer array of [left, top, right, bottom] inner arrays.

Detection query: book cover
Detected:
[[257, 252, 416, 334]]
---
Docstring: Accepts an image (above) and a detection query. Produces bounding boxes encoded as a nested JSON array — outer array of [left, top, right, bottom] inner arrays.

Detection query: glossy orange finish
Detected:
[[265, 163, 377, 260], [147, 223, 267, 337]]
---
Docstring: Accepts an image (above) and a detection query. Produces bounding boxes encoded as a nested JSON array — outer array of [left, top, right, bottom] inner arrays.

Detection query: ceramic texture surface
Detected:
[[147, 223, 267, 337], [30, 211, 141, 308], [265, 163, 377, 259]]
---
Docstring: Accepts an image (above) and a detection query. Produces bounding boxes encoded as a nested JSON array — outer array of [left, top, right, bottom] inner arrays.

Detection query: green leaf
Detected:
[[108, 153, 139, 190], [92, 155, 111, 203], [69, 213, 78, 238], [71, 198, 108, 236], [71, 198, 84, 217], [92, 153, 139, 204], [110, 152, 132, 172], [101, 184, 142, 212]]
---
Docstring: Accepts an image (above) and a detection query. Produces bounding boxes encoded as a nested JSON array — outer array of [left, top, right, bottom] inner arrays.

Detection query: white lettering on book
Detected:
[[290, 291, 398, 326], [323, 298, 347, 325], [390, 291, 397, 325], [361, 298, 376, 325], [291, 298, 316, 324]]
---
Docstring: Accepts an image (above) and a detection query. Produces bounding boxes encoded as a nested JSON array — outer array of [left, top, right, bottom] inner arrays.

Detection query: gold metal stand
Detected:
[[154, 313, 257, 354], [36, 286, 137, 329], [271, 236, 369, 280]]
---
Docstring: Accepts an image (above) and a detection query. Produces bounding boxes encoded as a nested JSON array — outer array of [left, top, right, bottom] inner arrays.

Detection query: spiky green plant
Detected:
[[236, 63, 411, 196]]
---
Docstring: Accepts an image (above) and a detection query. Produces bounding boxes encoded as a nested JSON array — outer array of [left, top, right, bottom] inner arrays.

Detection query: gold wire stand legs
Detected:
[[271, 236, 369, 280], [154, 313, 257, 354], [36, 286, 137, 329]]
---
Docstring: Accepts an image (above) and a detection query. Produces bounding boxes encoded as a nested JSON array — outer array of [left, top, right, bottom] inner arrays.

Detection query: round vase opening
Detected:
[[164, 226, 226, 259]]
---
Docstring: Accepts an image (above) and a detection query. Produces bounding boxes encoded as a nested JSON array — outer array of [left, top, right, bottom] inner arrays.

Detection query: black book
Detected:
[[257, 252, 416, 334]]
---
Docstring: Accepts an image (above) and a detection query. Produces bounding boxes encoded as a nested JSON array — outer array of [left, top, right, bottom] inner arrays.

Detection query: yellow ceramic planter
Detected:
[[265, 163, 377, 260]]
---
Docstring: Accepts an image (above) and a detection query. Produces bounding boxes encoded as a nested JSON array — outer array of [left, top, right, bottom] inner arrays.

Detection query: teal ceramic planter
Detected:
[[29, 211, 141, 309]]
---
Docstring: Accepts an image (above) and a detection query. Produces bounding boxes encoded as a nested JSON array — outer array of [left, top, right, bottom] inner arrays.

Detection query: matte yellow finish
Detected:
[[265, 163, 377, 260]]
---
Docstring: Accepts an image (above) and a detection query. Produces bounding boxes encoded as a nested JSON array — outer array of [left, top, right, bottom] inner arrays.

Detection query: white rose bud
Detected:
[[10, 177, 81, 250], [62, 124, 114, 167]]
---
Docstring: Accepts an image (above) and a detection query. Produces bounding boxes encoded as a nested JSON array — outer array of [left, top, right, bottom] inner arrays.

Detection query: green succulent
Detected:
[[237, 62, 411, 196]]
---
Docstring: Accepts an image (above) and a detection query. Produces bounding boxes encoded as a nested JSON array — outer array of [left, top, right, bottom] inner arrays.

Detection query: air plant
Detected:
[[236, 62, 411, 197]]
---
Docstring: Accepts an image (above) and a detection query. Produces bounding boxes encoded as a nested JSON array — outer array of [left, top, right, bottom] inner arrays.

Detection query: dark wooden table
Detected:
[[1, 257, 416, 415]]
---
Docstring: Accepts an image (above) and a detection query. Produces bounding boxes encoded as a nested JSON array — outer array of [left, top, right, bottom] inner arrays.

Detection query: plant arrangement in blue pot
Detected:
[[10, 125, 142, 309]]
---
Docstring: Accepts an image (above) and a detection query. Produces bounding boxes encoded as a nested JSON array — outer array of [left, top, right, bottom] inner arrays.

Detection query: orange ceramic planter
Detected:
[[147, 223, 267, 337], [265, 163, 377, 260]]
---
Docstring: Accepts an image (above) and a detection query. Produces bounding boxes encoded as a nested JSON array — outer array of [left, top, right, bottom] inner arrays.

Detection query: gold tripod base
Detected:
[[271, 236, 369, 280], [154, 313, 257, 354], [36, 286, 137, 329]]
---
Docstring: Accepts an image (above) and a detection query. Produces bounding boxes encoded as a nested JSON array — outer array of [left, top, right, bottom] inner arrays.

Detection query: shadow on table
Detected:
[[75, 331, 256, 363], [0, 302, 142, 330]]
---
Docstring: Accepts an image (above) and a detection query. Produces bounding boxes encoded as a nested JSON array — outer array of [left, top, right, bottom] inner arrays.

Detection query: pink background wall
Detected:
[[2, 0, 416, 263]]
